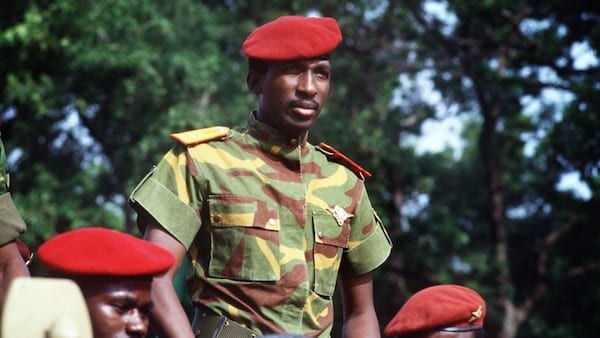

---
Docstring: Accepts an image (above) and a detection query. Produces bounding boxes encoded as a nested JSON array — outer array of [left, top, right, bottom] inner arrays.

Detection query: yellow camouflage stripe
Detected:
[[306, 166, 348, 209], [280, 244, 305, 265], [314, 252, 339, 270], [165, 151, 190, 204], [303, 292, 330, 327], [216, 212, 256, 227], [189, 146, 269, 184], [255, 237, 280, 279]]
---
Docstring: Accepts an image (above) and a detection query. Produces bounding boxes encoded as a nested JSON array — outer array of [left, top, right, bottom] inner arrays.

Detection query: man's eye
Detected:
[[282, 65, 301, 73], [112, 303, 130, 313], [315, 70, 330, 79], [140, 303, 154, 316]]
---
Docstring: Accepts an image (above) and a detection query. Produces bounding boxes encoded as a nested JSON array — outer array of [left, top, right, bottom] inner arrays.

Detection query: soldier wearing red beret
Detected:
[[384, 285, 486, 338], [130, 14, 391, 338], [37, 227, 175, 338]]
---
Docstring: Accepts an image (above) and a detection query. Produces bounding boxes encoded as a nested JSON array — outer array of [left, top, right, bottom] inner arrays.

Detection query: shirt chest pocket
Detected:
[[207, 194, 281, 281], [312, 212, 349, 297]]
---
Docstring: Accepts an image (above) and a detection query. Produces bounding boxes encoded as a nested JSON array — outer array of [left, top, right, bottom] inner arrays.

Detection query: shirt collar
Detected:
[[242, 112, 310, 164], [246, 111, 309, 146]]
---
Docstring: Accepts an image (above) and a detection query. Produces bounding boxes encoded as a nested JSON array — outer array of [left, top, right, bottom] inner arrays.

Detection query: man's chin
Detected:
[[285, 121, 316, 136]]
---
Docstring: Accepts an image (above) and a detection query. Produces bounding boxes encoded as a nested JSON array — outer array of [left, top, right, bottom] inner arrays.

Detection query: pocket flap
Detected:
[[313, 212, 349, 248]]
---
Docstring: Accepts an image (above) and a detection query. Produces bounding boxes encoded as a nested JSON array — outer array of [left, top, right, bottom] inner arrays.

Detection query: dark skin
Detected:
[[247, 58, 331, 136], [0, 240, 29, 310], [144, 57, 380, 337], [144, 225, 193, 338], [77, 278, 153, 338]]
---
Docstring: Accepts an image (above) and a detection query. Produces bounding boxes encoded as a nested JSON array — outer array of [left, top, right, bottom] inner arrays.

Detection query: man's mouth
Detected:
[[291, 100, 320, 115]]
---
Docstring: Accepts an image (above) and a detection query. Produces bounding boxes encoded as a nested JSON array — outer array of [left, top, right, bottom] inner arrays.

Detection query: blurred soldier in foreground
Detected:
[[384, 284, 486, 338], [37, 227, 175, 338], [1, 277, 93, 338], [0, 137, 29, 308]]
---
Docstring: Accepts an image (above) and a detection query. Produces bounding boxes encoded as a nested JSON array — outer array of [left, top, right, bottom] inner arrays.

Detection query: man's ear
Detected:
[[247, 70, 262, 95]]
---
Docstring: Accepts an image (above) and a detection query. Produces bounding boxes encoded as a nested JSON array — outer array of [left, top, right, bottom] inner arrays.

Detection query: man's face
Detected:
[[252, 58, 331, 137], [80, 278, 153, 338]]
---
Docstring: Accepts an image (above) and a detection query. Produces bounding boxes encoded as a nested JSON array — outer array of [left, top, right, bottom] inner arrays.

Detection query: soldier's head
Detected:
[[243, 15, 342, 137], [384, 284, 486, 338], [38, 227, 175, 338]]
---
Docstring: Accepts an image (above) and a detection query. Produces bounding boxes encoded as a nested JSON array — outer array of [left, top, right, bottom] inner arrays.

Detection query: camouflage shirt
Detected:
[[130, 113, 392, 337], [0, 139, 27, 245]]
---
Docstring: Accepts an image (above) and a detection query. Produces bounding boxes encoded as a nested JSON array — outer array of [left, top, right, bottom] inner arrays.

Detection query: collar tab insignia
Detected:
[[316, 142, 372, 180]]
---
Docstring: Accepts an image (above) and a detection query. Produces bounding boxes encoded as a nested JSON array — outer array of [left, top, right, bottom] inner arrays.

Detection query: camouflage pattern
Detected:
[[130, 113, 392, 337], [0, 139, 27, 245]]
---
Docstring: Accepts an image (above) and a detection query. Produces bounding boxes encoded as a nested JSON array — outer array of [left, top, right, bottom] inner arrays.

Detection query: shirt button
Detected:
[[318, 231, 324, 238], [289, 138, 298, 146], [268, 218, 276, 225], [212, 214, 222, 223]]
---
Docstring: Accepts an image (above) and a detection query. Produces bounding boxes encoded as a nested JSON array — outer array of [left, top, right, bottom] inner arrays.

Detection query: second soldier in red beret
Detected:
[[37, 227, 175, 338], [130, 14, 392, 338], [384, 284, 487, 338]]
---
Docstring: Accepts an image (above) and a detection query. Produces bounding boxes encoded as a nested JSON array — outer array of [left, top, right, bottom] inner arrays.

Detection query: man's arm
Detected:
[[144, 223, 195, 338], [340, 272, 381, 338], [0, 241, 29, 308]]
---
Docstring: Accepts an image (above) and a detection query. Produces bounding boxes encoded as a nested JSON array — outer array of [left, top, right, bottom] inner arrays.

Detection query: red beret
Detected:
[[38, 227, 175, 277], [242, 15, 342, 61], [384, 284, 486, 337]]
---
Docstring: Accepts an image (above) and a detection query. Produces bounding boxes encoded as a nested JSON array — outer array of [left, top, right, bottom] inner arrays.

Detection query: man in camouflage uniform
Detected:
[[130, 15, 392, 338], [0, 138, 29, 307]]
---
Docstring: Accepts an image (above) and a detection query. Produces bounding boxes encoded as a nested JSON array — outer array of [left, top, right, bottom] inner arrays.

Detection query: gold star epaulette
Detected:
[[169, 126, 231, 146], [316, 142, 372, 180]]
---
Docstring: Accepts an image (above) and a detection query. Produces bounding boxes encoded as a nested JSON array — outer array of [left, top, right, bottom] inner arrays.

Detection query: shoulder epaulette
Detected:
[[170, 126, 231, 146], [316, 142, 372, 180]]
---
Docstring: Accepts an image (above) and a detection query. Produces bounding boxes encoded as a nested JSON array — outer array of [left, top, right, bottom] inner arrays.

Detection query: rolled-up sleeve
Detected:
[[129, 146, 201, 249], [340, 186, 392, 276]]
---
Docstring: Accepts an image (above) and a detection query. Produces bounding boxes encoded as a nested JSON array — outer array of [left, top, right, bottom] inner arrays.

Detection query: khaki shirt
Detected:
[[130, 114, 392, 336], [0, 140, 26, 245]]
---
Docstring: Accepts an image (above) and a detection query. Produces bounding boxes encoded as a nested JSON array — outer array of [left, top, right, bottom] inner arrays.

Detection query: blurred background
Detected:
[[1, 1, 598, 337]]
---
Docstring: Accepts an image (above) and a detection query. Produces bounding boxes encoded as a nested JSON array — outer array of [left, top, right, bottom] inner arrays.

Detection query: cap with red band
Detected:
[[384, 284, 486, 337], [38, 227, 174, 277], [242, 15, 342, 61]]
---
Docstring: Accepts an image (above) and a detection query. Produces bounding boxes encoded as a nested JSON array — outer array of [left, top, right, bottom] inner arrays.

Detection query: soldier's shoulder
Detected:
[[169, 126, 231, 147], [315, 142, 372, 180]]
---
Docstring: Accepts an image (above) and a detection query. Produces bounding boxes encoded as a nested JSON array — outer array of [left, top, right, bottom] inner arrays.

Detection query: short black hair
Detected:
[[248, 58, 269, 74]]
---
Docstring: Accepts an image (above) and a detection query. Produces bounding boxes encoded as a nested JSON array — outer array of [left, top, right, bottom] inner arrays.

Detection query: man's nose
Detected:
[[125, 310, 149, 336], [297, 72, 317, 97]]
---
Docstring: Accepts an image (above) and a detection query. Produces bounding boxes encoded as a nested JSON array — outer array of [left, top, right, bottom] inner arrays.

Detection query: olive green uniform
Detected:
[[130, 113, 392, 336], [0, 139, 26, 246]]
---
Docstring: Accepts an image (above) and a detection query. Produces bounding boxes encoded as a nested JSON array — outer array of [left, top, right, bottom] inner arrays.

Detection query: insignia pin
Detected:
[[327, 205, 354, 226], [469, 305, 483, 323]]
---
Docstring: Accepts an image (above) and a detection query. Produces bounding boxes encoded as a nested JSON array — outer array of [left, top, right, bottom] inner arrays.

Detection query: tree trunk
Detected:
[[479, 98, 517, 338]]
